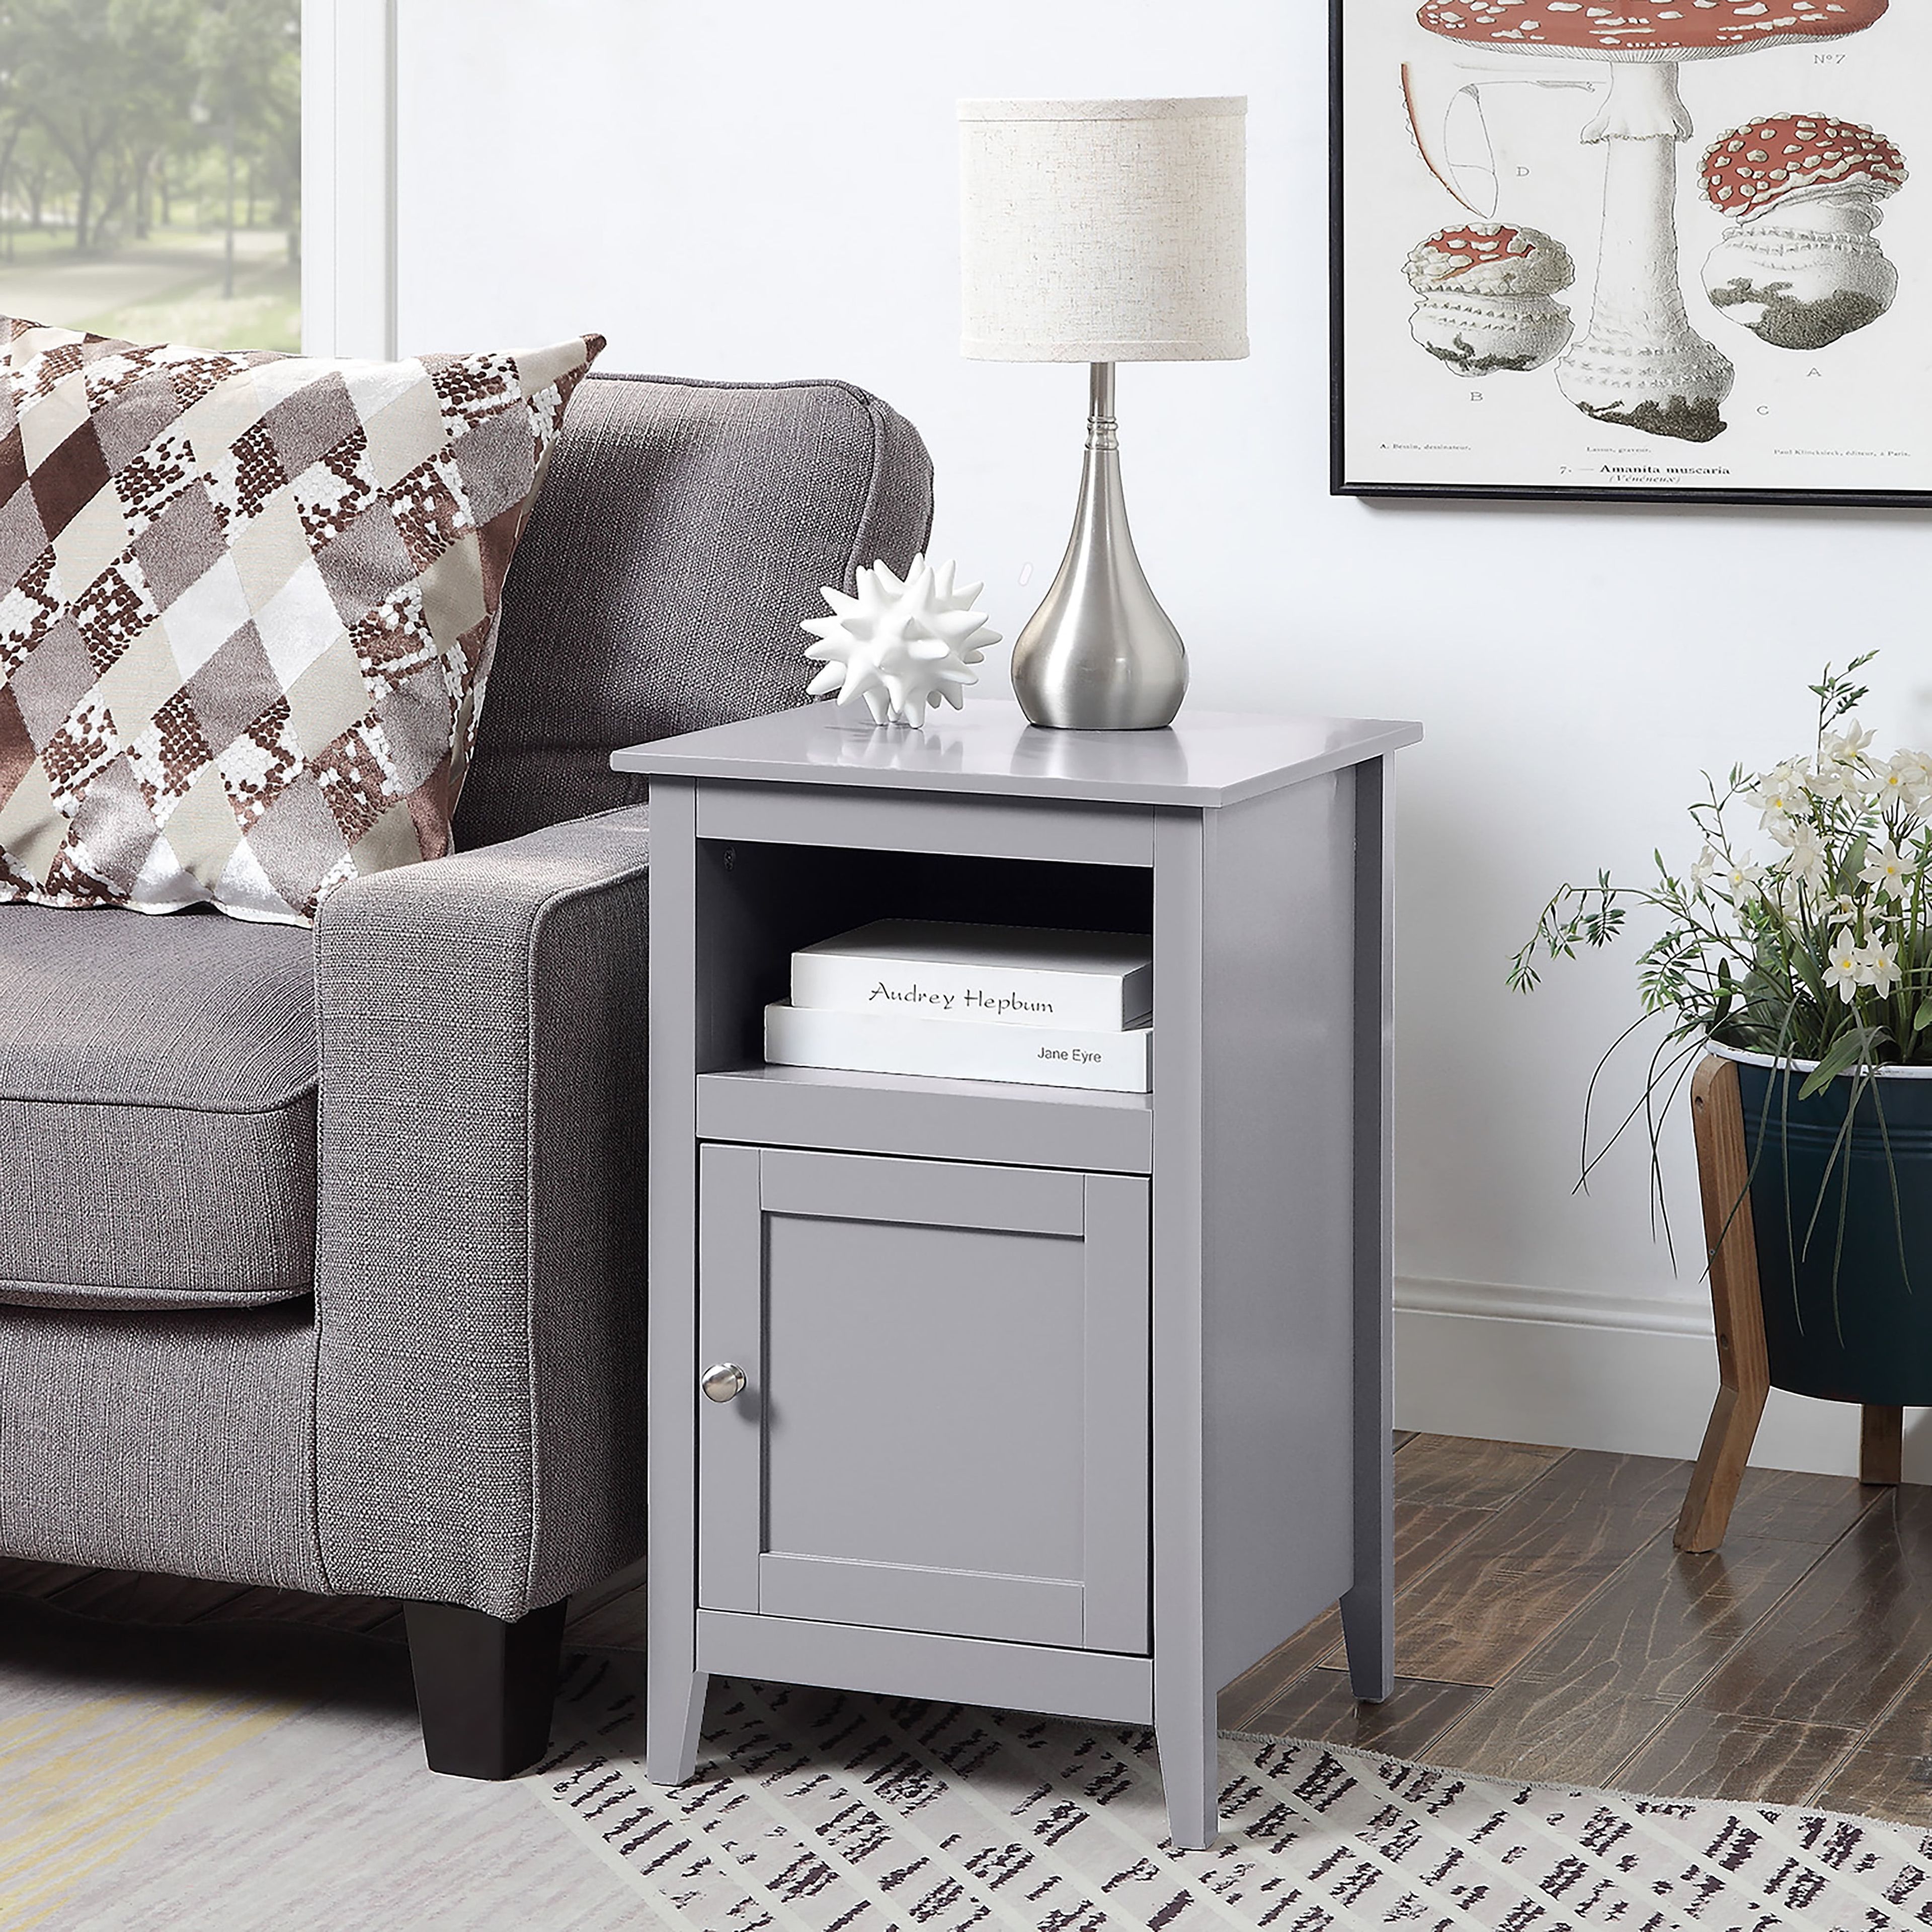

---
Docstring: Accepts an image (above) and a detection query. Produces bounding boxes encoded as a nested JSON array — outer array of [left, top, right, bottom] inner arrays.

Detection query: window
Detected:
[[0, 0, 299, 349]]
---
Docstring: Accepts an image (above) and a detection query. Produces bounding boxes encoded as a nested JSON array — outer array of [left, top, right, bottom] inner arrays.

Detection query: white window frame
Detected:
[[300, 0, 396, 357]]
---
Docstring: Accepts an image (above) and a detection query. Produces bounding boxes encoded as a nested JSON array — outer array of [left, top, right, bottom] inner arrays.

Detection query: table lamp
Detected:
[[958, 96, 1248, 730]]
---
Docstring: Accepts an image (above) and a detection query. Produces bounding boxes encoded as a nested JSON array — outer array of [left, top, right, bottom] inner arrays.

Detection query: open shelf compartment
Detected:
[[689, 838, 1154, 1172]]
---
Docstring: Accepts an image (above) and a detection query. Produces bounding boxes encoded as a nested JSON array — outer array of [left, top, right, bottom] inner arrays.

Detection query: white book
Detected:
[[790, 919, 1152, 1032], [765, 1002, 1152, 1094]]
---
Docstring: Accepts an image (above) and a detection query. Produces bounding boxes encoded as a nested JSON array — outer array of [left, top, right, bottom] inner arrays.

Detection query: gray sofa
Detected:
[[0, 372, 933, 1776]]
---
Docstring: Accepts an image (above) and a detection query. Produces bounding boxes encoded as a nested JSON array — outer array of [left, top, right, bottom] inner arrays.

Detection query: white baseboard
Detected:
[[1393, 1276, 1932, 1482]]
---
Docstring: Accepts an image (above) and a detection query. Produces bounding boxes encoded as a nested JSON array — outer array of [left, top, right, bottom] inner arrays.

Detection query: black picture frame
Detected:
[[1329, 0, 1932, 510]]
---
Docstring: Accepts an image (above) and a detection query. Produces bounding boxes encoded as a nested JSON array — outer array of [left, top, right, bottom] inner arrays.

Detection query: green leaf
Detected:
[[1912, 999, 1932, 1034], [1800, 1031, 1868, 1100]]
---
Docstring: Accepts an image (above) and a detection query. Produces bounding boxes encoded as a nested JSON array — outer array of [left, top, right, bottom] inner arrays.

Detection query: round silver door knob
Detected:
[[700, 1362, 748, 1404]]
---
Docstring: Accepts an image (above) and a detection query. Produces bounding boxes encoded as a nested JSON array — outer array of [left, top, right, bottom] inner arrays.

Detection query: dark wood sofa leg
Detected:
[[404, 1598, 569, 1779]]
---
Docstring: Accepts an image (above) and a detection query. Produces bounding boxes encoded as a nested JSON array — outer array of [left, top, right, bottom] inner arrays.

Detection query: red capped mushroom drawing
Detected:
[[1701, 115, 1908, 349], [1405, 222, 1576, 374], [1415, 0, 1892, 443]]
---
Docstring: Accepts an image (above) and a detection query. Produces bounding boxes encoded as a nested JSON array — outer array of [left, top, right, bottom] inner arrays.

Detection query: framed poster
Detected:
[[1332, 0, 1932, 505]]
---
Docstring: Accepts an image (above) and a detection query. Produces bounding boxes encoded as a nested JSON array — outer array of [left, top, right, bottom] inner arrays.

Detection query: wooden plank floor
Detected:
[[1219, 1431, 1932, 1819], [5, 1436, 1931, 1821]]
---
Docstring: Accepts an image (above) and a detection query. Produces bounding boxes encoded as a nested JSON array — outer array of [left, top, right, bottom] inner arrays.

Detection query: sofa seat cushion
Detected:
[[0, 903, 316, 1308]]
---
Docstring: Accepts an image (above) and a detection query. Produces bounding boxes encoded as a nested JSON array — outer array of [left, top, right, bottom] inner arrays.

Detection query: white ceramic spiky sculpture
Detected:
[[801, 555, 1001, 727]]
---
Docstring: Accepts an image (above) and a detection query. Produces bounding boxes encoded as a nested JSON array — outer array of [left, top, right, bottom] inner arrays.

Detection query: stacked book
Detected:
[[764, 919, 1154, 1093]]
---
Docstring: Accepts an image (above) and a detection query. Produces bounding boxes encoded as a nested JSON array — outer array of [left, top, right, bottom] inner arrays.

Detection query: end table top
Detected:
[[611, 701, 1421, 810]]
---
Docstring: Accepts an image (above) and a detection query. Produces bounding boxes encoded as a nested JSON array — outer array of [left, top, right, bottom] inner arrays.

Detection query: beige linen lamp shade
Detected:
[[958, 97, 1249, 363]]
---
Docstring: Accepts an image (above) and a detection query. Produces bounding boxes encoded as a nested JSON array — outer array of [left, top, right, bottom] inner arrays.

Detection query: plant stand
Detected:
[[1675, 1053, 1902, 1553]]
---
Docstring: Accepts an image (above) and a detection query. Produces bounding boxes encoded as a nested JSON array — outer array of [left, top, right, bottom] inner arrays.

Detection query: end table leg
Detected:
[[1339, 1388, 1394, 1703], [1338, 1306, 1395, 1701], [1676, 1057, 1771, 1554], [1341, 1577, 1394, 1705], [1343, 753, 1395, 1704], [1863, 1405, 1904, 1487], [645, 1668, 709, 1787], [1156, 1698, 1220, 1853]]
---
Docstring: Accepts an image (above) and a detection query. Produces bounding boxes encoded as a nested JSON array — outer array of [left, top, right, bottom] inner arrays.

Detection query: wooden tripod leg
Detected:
[[1862, 1406, 1903, 1486], [1676, 1056, 1772, 1553]]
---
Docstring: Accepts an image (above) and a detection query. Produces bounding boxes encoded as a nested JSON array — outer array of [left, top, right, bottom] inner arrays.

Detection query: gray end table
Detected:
[[613, 698, 1420, 1849]]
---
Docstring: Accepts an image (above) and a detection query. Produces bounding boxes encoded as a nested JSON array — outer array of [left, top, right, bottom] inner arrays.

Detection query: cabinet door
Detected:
[[698, 1144, 1149, 1653]]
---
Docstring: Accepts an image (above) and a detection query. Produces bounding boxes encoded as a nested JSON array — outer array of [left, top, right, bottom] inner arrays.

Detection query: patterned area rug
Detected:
[[5, 1603, 1929, 1930], [540, 1659, 1932, 1930]]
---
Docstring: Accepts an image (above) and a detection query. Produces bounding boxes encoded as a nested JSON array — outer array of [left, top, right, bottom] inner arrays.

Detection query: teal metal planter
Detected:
[[1725, 1046, 1932, 1406]]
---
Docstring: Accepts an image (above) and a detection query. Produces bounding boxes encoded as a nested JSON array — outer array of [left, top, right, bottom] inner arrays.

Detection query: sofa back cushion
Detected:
[[453, 374, 934, 849], [0, 319, 602, 924]]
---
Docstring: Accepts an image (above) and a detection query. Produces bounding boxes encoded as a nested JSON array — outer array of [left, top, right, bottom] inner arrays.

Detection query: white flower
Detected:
[[1824, 722, 1878, 765], [1749, 762, 1809, 832], [1719, 856, 1764, 898], [1860, 840, 1910, 902], [1811, 727, 1879, 802], [1823, 927, 1864, 1004], [1860, 936, 1903, 999], [1805, 757, 1859, 803], [1689, 845, 1720, 889], [1784, 820, 1829, 889], [1876, 750, 1932, 811], [1825, 892, 1861, 925]]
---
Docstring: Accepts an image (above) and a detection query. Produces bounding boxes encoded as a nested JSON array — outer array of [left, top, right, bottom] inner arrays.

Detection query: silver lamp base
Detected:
[[1009, 363, 1188, 731]]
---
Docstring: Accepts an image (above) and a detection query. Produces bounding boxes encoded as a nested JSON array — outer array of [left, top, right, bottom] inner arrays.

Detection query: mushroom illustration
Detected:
[[1405, 222, 1576, 375], [1415, 1, 1891, 443], [1701, 116, 1908, 349]]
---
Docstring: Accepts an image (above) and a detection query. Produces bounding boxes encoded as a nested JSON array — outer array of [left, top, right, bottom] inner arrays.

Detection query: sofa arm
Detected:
[[311, 807, 651, 1621]]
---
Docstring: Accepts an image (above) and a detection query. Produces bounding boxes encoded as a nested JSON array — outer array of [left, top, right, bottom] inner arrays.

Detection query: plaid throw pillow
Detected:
[[0, 320, 602, 925]]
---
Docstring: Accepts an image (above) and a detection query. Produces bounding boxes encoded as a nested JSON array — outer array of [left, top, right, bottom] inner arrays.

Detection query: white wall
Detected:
[[393, 0, 1932, 1476]]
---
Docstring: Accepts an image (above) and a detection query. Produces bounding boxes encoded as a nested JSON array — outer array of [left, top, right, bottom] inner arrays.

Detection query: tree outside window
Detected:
[[0, 0, 299, 350]]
